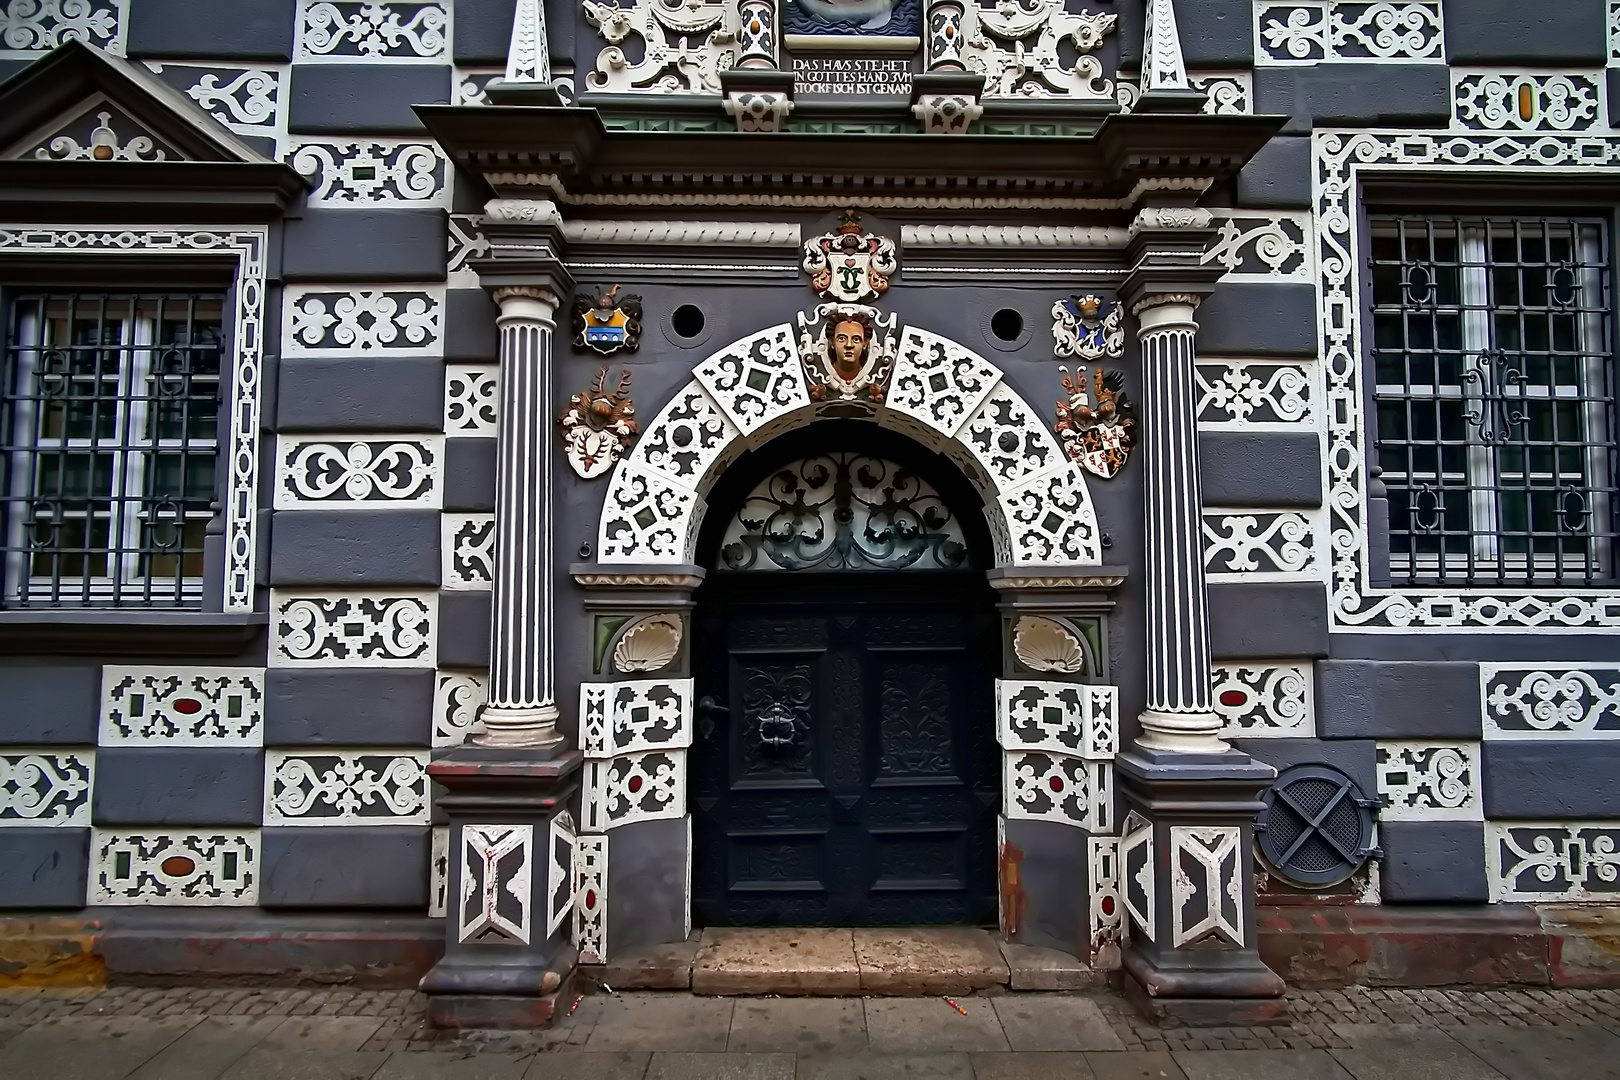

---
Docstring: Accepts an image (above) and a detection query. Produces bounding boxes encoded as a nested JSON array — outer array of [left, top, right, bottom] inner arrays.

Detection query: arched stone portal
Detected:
[[595, 323, 1102, 568]]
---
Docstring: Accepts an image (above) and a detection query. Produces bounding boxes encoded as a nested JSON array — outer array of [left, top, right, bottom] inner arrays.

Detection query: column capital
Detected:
[[492, 285, 562, 325]]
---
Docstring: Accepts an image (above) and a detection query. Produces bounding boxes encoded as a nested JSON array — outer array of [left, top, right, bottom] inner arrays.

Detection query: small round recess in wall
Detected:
[[982, 306, 1031, 352], [663, 304, 712, 349], [1256, 763, 1380, 889]]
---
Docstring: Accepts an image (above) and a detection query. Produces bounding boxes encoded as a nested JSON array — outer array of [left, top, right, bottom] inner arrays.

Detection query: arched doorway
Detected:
[[688, 422, 1002, 926]]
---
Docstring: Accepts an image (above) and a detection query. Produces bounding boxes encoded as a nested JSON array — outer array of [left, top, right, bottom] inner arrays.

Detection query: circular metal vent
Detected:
[[1256, 763, 1379, 888]]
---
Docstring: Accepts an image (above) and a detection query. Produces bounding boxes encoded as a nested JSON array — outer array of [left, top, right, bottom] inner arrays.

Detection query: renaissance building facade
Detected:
[[0, 0, 1617, 1024]]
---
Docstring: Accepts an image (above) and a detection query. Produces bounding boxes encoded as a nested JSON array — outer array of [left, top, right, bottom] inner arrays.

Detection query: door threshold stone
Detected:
[[583, 929, 1101, 996]]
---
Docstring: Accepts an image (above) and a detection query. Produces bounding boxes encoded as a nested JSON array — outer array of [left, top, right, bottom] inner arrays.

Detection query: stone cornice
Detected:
[[903, 224, 1131, 248]]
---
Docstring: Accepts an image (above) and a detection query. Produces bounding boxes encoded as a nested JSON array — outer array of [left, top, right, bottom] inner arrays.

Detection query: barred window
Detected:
[[1, 293, 224, 607], [1370, 216, 1617, 587]]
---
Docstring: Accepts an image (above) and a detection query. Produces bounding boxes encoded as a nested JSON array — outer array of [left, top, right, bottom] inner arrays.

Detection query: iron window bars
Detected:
[[1369, 216, 1617, 587], [0, 293, 224, 607]]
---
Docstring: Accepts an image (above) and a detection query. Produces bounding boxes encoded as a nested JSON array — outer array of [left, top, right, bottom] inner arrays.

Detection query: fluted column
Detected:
[[1134, 292, 1225, 756], [474, 286, 563, 750]]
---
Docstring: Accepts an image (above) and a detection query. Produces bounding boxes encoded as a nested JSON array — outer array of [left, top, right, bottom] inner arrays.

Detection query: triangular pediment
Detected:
[[0, 40, 272, 165]]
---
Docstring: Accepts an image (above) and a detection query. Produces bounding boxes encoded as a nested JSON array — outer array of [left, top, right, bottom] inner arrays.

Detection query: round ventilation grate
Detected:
[[1256, 763, 1379, 889]]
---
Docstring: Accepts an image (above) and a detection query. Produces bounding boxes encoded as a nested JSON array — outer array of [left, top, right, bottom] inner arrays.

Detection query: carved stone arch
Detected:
[[596, 322, 1102, 568]]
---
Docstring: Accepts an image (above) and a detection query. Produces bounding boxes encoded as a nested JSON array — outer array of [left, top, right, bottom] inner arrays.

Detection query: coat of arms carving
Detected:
[[1055, 366, 1137, 479], [802, 212, 898, 304], [559, 366, 639, 479], [573, 285, 643, 355], [1051, 293, 1123, 361], [797, 303, 898, 404]]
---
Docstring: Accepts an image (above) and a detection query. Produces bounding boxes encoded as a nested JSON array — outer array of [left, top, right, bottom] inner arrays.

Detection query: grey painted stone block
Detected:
[[0, 662, 99, 744], [1380, 821, 1488, 903], [93, 749, 263, 825], [1200, 431, 1322, 507], [286, 65, 450, 133], [261, 827, 429, 907], [606, 816, 689, 956], [1001, 817, 1087, 957], [276, 357, 446, 432], [1444, 0, 1606, 63], [1209, 582, 1329, 659], [1119, 0, 1250, 66], [126, 0, 296, 59], [1234, 738, 1377, 804], [444, 288, 500, 361], [437, 592, 492, 669], [1196, 282, 1317, 355], [283, 209, 448, 282], [1236, 135, 1311, 209], [269, 510, 441, 587], [444, 439, 497, 511], [0, 829, 88, 908], [1254, 65, 1451, 136], [1483, 743, 1620, 819], [454, 0, 517, 62], [265, 669, 435, 745], [1316, 661, 1482, 740]]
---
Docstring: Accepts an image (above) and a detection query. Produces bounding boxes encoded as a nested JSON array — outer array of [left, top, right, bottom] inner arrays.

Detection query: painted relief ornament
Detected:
[[797, 304, 899, 404], [1051, 294, 1123, 361], [573, 284, 643, 355], [802, 212, 898, 304], [560, 367, 639, 479], [1055, 366, 1137, 480]]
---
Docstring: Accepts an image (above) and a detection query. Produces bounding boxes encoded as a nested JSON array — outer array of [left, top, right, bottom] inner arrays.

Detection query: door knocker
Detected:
[[755, 703, 798, 749]]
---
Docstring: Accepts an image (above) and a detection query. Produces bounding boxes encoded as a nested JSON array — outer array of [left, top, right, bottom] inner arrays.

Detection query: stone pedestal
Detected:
[[421, 749, 584, 1028]]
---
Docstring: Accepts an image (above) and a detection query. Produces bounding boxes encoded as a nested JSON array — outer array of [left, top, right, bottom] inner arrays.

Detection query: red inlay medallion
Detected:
[[1218, 690, 1248, 708], [173, 698, 203, 714], [161, 856, 196, 877], [627, 775, 644, 793], [585, 889, 598, 909], [1048, 776, 1064, 792]]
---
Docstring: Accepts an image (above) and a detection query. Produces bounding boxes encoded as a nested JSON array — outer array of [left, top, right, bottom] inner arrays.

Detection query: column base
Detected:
[[471, 705, 565, 751], [1135, 710, 1230, 755], [1124, 974, 1288, 1028], [423, 949, 580, 1029]]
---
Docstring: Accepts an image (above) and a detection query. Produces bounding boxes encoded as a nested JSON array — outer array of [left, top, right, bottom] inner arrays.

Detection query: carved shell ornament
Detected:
[[612, 613, 683, 673], [1013, 615, 1086, 674]]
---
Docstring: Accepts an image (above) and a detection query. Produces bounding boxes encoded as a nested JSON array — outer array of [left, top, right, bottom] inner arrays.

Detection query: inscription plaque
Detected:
[[792, 56, 913, 95]]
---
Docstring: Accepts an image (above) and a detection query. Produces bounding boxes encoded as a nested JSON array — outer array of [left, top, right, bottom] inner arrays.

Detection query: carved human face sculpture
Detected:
[[831, 319, 868, 380]]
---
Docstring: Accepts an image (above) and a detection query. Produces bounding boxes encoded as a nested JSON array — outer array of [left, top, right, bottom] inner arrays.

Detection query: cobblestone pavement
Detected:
[[2, 983, 1619, 1077]]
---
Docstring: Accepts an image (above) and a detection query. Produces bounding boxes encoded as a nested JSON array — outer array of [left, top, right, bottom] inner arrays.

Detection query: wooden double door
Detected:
[[690, 573, 1000, 927]]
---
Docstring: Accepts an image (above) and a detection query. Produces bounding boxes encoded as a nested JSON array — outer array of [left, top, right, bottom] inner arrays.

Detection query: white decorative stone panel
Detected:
[[1088, 835, 1123, 955], [447, 215, 489, 287], [283, 286, 444, 358], [1376, 741, 1482, 821], [459, 823, 532, 943], [1254, 1, 1444, 65], [100, 667, 264, 747], [1120, 811, 1155, 942], [888, 327, 1002, 443], [295, 0, 449, 62], [264, 750, 431, 825], [1488, 821, 1620, 902], [455, 66, 504, 105], [1482, 665, 1620, 739], [1195, 360, 1318, 430], [1204, 212, 1311, 281], [270, 590, 437, 668], [433, 670, 487, 748], [579, 679, 694, 759], [995, 679, 1118, 760], [146, 62, 286, 148], [441, 514, 494, 591], [622, 379, 739, 491], [0, 227, 267, 612], [597, 462, 705, 564], [444, 364, 498, 437], [429, 824, 449, 917], [92, 829, 258, 905], [574, 833, 607, 963], [581, 750, 686, 832], [999, 466, 1103, 566], [1212, 662, 1315, 737], [1452, 70, 1607, 133], [1316, 129, 1620, 632], [1169, 825, 1245, 947], [288, 141, 450, 206], [1118, 71, 1253, 115], [547, 812, 577, 938], [275, 436, 442, 509], [691, 324, 808, 441], [1004, 751, 1112, 832], [0, 0, 126, 57], [1203, 510, 1322, 580], [0, 750, 92, 826], [958, 382, 1067, 494]]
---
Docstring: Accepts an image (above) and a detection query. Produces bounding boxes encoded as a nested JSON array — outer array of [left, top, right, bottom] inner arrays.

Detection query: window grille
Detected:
[[1370, 216, 1618, 586], [1, 293, 224, 607]]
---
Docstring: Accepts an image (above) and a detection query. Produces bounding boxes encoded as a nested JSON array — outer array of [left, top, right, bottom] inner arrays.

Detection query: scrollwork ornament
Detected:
[[1051, 293, 1123, 360], [802, 212, 899, 303]]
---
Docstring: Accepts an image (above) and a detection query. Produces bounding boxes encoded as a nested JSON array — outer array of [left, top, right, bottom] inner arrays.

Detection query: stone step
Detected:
[[585, 928, 1106, 996]]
